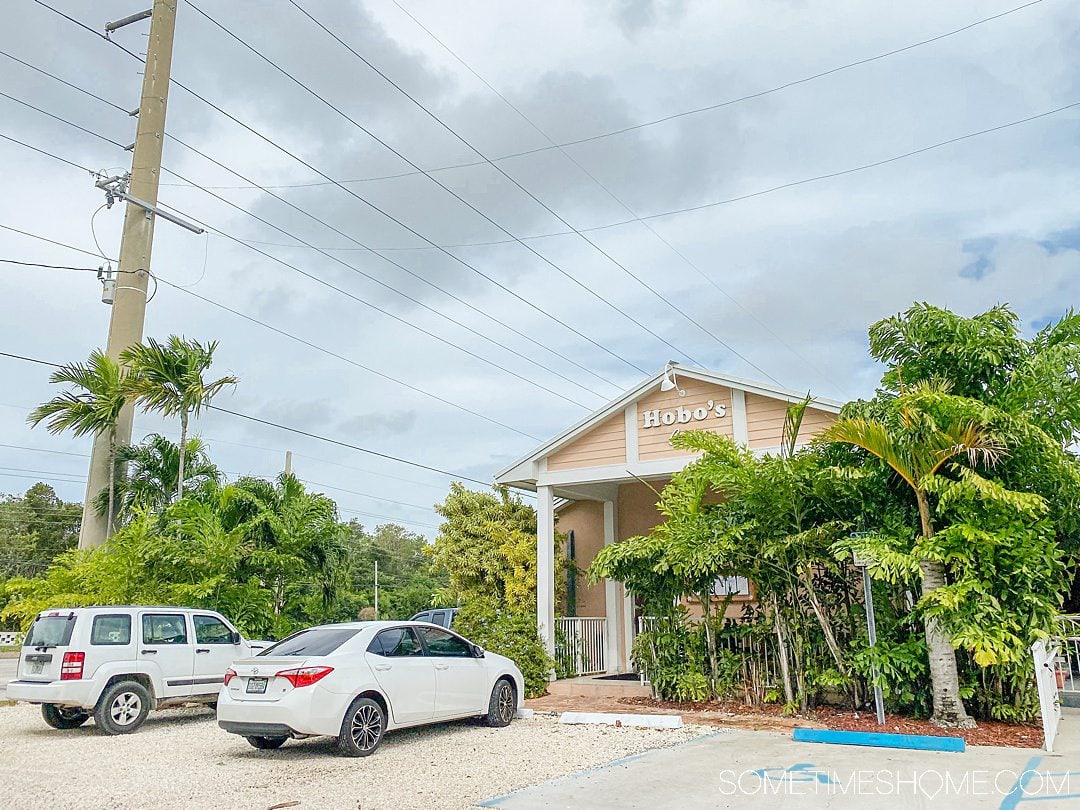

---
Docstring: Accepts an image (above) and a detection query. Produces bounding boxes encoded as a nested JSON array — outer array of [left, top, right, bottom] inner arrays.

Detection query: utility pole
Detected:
[[284, 450, 293, 475], [374, 560, 379, 620], [79, 0, 178, 548]]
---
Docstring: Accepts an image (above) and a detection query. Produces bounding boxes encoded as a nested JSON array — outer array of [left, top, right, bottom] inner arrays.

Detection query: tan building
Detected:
[[495, 363, 842, 676]]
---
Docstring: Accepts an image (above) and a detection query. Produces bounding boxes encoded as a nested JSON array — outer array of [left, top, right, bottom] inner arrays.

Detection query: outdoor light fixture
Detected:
[[660, 361, 685, 396]]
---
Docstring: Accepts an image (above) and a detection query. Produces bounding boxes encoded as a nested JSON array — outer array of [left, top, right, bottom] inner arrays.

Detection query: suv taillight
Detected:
[[223, 668, 237, 686], [60, 651, 85, 680], [276, 666, 334, 688]]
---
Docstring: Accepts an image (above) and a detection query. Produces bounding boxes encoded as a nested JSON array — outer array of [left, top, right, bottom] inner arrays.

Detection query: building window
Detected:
[[713, 576, 750, 597]]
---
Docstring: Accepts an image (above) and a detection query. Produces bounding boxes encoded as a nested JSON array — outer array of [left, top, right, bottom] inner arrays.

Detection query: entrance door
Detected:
[[139, 612, 193, 700]]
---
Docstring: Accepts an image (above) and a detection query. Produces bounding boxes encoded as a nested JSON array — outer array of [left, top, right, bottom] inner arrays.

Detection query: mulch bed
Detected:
[[619, 697, 1043, 748]]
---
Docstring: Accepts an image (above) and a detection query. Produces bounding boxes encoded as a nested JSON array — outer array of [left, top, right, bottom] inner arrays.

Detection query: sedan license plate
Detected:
[[246, 677, 268, 694]]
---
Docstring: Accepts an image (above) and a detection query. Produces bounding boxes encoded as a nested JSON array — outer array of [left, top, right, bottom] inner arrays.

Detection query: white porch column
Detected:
[[603, 499, 622, 673], [536, 485, 556, 671]]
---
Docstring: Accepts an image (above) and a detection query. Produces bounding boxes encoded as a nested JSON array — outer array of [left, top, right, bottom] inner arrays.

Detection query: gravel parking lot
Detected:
[[0, 704, 705, 810]]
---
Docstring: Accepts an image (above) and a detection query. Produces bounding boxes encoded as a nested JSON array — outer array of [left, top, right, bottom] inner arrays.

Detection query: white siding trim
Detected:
[[731, 388, 748, 447], [624, 403, 639, 464]]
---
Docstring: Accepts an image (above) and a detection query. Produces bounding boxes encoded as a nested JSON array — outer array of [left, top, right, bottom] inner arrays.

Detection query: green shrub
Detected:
[[454, 599, 554, 698]]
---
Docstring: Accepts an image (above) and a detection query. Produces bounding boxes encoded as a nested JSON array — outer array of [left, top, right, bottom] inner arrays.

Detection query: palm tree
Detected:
[[93, 434, 221, 522], [27, 350, 128, 536], [121, 336, 237, 500], [822, 387, 1004, 729]]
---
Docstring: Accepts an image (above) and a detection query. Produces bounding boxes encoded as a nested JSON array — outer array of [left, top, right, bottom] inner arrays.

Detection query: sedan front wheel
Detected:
[[484, 679, 516, 728], [336, 697, 385, 757]]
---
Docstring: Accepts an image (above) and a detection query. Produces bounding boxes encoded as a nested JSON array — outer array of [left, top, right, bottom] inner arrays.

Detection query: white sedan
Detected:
[[216, 620, 524, 756]]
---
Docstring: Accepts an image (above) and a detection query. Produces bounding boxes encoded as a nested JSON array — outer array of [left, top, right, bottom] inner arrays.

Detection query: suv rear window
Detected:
[[25, 614, 76, 648], [259, 628, 359, 657]]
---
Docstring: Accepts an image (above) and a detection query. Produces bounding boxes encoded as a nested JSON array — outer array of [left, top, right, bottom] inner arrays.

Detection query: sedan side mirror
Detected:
[[231, 630, 242, 644], [472, 644, 485, 658]]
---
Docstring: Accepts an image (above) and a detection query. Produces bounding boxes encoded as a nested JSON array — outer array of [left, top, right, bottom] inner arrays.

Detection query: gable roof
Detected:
[[494, 363, 843, 486]]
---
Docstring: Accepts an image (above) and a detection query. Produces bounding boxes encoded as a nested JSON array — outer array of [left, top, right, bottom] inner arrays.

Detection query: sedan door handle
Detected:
[[195, 648, 210, 654], [373, 664, 392, 672], [141, 649, 157, 655], [434, 663, 449, 671]]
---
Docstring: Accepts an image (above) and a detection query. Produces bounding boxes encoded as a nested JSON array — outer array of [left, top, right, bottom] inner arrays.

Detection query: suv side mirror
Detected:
[[231, 630, 242, 644], [472, 644, 485, 658]]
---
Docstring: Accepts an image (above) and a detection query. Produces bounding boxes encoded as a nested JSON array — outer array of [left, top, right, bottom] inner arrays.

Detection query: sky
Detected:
[[0, 0, 1077, 535]]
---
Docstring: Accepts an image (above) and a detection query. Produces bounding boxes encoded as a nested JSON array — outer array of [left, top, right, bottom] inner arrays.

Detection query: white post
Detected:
[[603, 499, 622, 673], [536, 485, 556, 674]]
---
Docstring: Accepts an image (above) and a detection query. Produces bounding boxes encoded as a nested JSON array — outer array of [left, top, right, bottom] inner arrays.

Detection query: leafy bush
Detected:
[[453, 599, 553, 699]]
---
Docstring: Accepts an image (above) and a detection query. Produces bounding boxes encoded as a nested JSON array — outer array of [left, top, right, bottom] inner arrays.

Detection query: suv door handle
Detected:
[[195, 648, 210, 654], [373, 664, 392, 672], [141, 649, 157, 655]]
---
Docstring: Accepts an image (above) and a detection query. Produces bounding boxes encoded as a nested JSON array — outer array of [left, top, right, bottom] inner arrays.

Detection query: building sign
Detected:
[[642, 400, 727, 429]]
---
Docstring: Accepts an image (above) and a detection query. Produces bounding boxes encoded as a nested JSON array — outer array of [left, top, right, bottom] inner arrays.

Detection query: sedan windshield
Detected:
[[258, 627, 359, 657]]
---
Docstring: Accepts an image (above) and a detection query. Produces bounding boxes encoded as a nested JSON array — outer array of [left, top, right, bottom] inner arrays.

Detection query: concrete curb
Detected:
[[559, 711, 683, 729]]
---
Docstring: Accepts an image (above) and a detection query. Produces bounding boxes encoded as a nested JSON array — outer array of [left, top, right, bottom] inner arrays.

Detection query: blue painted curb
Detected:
[[792, 727, 965, 752]]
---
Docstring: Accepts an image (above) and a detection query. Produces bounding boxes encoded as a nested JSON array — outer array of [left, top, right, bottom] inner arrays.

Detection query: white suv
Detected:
[[7, 606, 267, 734]]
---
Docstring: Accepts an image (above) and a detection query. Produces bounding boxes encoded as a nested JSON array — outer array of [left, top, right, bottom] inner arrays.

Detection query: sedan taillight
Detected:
[[276, 666, 334, 688], [223, 668, 237, 686], [60, 651, 85, 680]]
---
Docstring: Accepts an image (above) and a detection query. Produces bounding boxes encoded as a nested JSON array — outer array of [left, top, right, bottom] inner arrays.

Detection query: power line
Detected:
[[283, 0, 778, 382], [0, 350, 496, 489], [177, 3, 686, 367], [0, 259, 101, 272], [0, 224, 546, 441], [33, 4, 661, 378], [0, 50, 625, 397], [0, 90, 607, 409], [156, 1, 1044, 185], [390, 0, 850, 395]]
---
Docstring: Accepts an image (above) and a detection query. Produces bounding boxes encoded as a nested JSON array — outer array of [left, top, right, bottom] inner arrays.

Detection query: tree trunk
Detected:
[[699, 589, 719, 699], [915, 488, 975, 729], [177, 411, 188, 502], [106, 430, 117, 538], [772, 595, 795, 706]]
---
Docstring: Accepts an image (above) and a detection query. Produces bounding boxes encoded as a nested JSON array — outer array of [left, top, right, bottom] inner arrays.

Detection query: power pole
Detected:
[[284, 450, 293, 475], [374, 560, 379, 620], [79, 0, 178, 548]]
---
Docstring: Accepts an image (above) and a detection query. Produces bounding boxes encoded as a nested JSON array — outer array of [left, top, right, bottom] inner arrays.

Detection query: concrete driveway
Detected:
[[482, 710, 1080, 809]]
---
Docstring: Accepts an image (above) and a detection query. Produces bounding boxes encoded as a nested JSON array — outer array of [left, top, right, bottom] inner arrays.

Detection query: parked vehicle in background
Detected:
[[409, 607, 457, 628], [6, 606, 267, 734], [217, 620, 523, 756]]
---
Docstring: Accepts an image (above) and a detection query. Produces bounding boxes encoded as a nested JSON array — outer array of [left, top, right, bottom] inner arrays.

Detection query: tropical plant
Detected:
[[821, 384, 1005, 728], [27, 350, 127, 535], [92, 434, 220, 522], [121, 336, 236, 499]]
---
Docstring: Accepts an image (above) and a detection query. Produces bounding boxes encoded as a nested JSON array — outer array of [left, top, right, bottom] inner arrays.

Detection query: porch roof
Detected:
[[495, 363, 842, 492]]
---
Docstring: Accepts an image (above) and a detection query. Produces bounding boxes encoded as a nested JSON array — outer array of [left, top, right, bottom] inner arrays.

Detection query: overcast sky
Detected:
[[1, 0, 1077, 534]]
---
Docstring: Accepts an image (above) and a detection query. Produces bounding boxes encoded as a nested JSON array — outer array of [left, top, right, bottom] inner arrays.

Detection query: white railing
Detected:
[[555, 617, 607, 677], [1058, 615, 1080, 693]]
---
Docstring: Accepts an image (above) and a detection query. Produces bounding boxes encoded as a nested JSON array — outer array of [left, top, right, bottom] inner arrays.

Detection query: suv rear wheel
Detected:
[[95, 680, 151, 735], [41, 704, 90, 730]]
